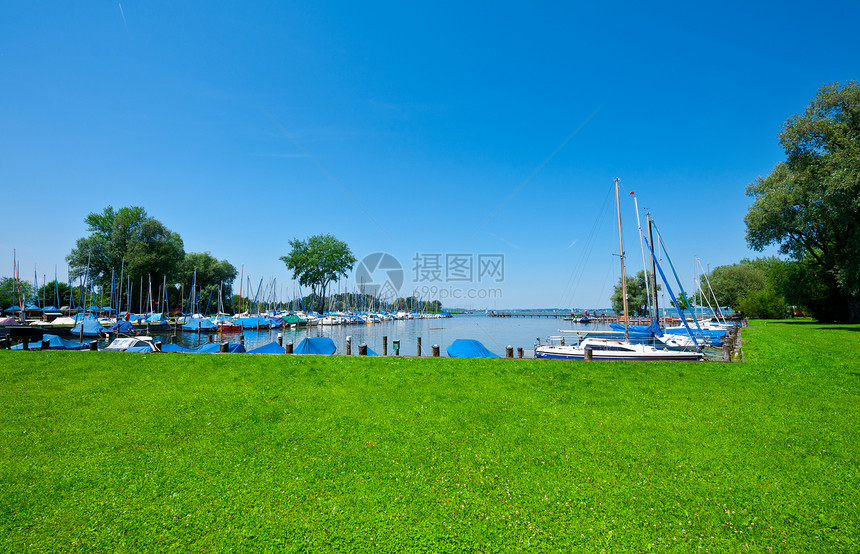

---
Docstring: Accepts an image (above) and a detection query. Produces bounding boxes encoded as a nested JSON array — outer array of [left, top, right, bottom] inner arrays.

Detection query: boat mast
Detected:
[[614, 178, 629, 342], [647, 213, 659, 324], [632, 192, 653, 323]]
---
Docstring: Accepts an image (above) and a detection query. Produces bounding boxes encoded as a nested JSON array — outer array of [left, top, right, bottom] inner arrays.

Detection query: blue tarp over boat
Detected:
[[195, 342, 245, 353], [610, 320, 663, 337], [125, 345, 153, 353], [235, 316, 269, 329], [294, 337, 337, 355], [107, 320, 135, 333], [446, 339, 499, 358], [160, 344, 194, 353], [248, 342, 286, 354], [71, 318, 106, 337], [11, 334, 87, 350], [181, 318, 217, 331]]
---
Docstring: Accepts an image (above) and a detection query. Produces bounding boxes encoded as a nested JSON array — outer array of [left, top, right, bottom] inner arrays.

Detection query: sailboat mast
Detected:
[[614, 178, 629, 341], [647, 213, 659, 324]]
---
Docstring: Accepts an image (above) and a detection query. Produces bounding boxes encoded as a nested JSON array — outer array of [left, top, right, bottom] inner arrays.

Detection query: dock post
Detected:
[[432, 344, 440, 357], [169, 334, 176, 344], [346, 336, 352, 355], [417, 337, 422, 357], [153, 341, 162, 352], [382, 336, 388, 356], [89, 340, 98, 351], [41, 339, 50, 350], [208, 334, 214, 343], [220, 342, 229, 353], [517, 347, 524, 359], [358, 343, 367, 356], [285, 342, 293, 354], [505, 345, 513, 358], [239, 334, 245, 347], [393, 340, 400, 356], [585, 347, 593, 361], [277, 333, 283, 346]]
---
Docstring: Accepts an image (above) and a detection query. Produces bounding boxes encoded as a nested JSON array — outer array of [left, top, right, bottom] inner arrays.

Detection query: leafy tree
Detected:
[[175, 252, 238, 313], [610, 271, 657, 316], [745, 81, 860, 322], [697, 258, 773, 310], [280, 234, 356, 313], [66, 206, 185, 288], [0, 277, 34, 309]]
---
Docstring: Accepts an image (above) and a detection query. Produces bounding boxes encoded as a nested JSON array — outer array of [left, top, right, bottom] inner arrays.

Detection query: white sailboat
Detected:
[[535, 179, 703, 362]]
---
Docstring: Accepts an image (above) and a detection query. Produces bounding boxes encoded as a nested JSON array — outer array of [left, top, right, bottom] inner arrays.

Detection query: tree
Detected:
[[745, 81, 860, 322], [610, 271, 656, 316], [0, 277, 34, 309], [698, 258, 772, 310], [280, 235, 356, 313], [175, 252, 238, 313], [66, 206, 185, 289], [696, 258, 788, 318]]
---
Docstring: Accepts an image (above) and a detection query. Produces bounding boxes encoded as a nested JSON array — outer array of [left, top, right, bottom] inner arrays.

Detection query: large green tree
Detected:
[[66, 206, 185, 288], [610, 270, 657, 316], [697, 258, 787, 318], [175, 252, 238, 313], [745, 81, 860, 322], [280, 234, 356, 313]]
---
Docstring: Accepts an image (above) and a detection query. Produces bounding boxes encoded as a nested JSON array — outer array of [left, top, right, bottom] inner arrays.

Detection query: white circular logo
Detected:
[[354, 252, 403, 301]]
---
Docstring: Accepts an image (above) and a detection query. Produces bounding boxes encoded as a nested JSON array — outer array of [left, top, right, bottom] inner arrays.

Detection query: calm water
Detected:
[[147, 314, 615, 357]]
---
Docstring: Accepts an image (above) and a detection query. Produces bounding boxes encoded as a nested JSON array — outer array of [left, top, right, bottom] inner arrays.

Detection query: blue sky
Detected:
[[2, 1, 858, 309]]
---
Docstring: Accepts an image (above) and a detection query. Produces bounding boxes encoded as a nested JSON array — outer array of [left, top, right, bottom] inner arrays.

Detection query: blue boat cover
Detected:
[[195, 342, 246, 353], [235, 316, 269, 328], [41, 306, 60, 312], [294, 337, 337, 355], [11, 334, 88, 350], [108, 320, 136, 333], [610, 320, 663, 337], [248, 342, 286, 354], [4, 305, 21, 313], [24, 304, 42, 311], [160, 344, 194, 353], [446, 339, 499, 358], [125, 345, 153, 353], [181, 318, 217, 331], [71, 318, 106, 337]]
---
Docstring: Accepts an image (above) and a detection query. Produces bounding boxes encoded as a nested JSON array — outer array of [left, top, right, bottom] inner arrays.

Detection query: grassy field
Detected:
[[1, 321, 858, 552]]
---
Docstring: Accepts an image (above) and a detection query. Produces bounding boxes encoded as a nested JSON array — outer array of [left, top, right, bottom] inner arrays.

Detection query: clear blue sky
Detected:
[[2, 1, 858, 309]]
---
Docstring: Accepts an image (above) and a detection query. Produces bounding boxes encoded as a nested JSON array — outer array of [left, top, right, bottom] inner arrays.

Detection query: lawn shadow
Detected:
[[817, 325, 860, 332]]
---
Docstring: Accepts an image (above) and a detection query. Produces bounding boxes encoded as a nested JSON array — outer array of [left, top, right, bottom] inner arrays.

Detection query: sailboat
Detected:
[[535, 179, 703, 362]]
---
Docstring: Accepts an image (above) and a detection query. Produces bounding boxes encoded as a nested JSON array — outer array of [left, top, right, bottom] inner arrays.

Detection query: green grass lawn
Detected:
[[1, 322, 858, 552]]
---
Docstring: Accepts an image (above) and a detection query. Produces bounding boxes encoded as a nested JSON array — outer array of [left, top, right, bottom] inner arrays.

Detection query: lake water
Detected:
[[148, 314, 616, 357]]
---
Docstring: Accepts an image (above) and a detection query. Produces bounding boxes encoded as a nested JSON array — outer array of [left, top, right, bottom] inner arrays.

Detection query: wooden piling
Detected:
[[358, 343, 367, 356], [285, 342, 293, 354], [517, 347, 524, 359], [220, 342, 229, 353], [432, 344, 440, 357], [417, 337, 422, 357], [585, 347, 593, 361], [382, 336, 388, 356], [505, 345, 513, 358], [89, 341, 98, 351]]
